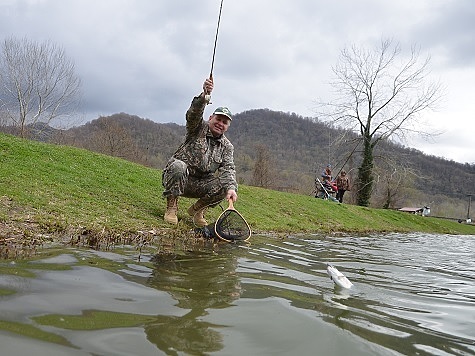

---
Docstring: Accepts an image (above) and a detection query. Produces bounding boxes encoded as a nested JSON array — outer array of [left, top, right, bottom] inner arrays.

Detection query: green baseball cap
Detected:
[[213, 106, 232, 120]]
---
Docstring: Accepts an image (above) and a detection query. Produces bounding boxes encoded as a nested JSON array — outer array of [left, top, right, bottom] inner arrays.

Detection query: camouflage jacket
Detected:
[[172, 94, 238, 192]]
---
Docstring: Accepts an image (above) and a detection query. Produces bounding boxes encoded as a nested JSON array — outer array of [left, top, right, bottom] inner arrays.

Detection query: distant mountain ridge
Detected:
[[6, 110, 473, 218]]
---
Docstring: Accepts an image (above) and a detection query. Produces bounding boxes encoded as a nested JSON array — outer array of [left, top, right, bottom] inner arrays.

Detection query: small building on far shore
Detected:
[[398, 207, 431, 216]]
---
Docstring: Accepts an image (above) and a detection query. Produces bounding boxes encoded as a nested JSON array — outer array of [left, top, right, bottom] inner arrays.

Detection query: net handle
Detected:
[[227, 198, 235, 210]]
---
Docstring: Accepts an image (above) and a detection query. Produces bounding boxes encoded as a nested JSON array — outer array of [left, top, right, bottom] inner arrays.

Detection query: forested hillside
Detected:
[[5, 110, 473, 220]]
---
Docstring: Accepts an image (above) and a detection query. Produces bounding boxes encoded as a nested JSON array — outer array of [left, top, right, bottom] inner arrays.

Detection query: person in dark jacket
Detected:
[[162, 77, 238, 226], [336, 170, 350, 203]]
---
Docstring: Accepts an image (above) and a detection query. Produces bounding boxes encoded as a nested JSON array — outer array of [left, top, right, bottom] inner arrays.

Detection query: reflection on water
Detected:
[[0, 233, 474, 355], [144, 251, 242, 354]]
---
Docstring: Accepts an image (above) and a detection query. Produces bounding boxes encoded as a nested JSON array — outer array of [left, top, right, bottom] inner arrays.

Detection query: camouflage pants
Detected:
[[162, 158, 227, 206]]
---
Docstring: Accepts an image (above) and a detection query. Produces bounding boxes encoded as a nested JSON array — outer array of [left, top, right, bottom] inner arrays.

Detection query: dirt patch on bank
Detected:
[[1, 196, 214, 260]]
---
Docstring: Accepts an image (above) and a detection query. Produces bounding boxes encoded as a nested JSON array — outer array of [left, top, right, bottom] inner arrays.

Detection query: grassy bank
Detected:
[[0, 133, 473, 257]]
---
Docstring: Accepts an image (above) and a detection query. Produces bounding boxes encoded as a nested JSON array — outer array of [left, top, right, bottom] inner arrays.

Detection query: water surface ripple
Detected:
[[236, 233, 475, 355], [0, 233, 474, 355]]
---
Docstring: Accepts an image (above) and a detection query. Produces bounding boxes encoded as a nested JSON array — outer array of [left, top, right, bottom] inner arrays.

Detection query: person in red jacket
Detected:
[[321, 164, 338, 193]]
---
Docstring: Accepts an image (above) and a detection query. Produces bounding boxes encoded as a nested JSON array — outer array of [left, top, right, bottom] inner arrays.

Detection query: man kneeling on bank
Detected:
[[161, 77, 238, 226]]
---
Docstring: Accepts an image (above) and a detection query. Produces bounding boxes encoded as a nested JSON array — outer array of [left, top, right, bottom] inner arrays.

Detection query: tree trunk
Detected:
[[356, 137, 374, 206]]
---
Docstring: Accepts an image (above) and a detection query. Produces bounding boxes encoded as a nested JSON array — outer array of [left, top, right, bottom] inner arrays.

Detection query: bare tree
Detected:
[[0, 37, 81, 137], [317, 39, 443, 206], [372, 155, 418, 209], [252, 144, 275, 188], [84, 117, 146, 164]]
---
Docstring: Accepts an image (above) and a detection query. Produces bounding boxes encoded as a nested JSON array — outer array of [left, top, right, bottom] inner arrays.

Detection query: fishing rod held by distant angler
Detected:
[[205, 0, 224, 104], [333, 139, 361, 180]]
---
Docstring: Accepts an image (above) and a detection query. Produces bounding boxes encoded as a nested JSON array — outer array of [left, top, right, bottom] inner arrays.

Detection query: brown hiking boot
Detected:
[[164, 196, 178, 224], [187, 199, 208, 227]]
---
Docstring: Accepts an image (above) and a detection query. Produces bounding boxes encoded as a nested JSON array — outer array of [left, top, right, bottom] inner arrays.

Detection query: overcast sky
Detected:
[[1, 0, 474, 164]]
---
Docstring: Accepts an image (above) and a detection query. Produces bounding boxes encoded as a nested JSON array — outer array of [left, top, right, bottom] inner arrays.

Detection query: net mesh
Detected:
[[214, 210, 251, 242]]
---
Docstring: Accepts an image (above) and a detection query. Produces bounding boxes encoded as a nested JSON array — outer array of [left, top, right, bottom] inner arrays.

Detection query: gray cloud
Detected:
[[411, 0, 475, 68], [0, 0, 473, 163]]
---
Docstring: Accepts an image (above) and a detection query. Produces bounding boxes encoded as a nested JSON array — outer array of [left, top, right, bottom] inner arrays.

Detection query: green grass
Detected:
[[0, 132, 473, 251]]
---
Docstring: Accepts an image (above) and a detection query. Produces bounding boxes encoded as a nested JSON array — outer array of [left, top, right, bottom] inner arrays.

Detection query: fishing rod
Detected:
[[332, 139, 361, 180], [205, 0, 224, 104]]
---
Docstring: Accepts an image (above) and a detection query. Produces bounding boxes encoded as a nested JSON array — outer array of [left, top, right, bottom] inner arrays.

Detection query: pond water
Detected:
[[0, 232, 474, 355]]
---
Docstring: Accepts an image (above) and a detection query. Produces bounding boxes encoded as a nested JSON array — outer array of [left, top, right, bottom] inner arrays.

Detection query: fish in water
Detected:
[[327, 264, 354, 289]]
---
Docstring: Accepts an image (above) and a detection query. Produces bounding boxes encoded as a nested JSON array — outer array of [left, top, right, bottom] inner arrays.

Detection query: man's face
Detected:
[[208, 114, 231, 137]]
